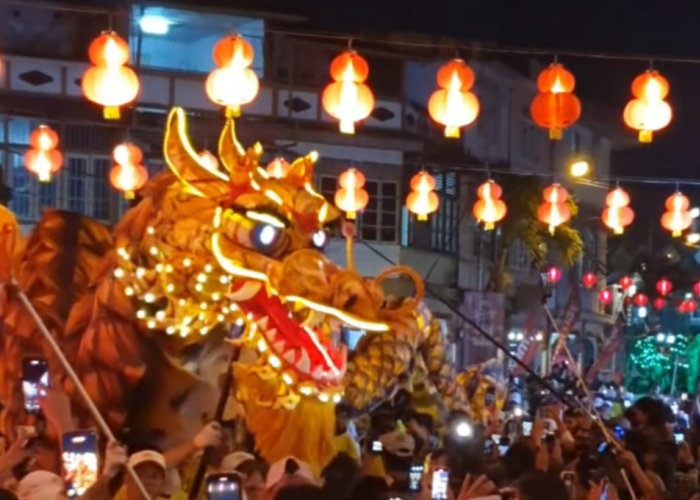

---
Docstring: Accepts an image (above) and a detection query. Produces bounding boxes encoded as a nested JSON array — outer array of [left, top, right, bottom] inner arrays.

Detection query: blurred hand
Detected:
[[457, 474, 496, 500], [102, 441, 127, 479], [679, 441, 694, 467], [38, 383, 73, 434], [587, 481, 605, 500], [0, 436, 33, 472], [531, 420, 546, 446], [194, 421, 222, 450], [616, 450, 639, 470]]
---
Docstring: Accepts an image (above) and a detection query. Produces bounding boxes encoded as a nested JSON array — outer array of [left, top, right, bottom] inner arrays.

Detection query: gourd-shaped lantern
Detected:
[[530, 63, 581, 140], [633, 293, 649, 307], [110, 143, 148, 200], [24, 125, 63, 183], [266, 158, 291, 179], [334, 168, 369, 220], [656, 278, 672, 297], [661, 191, 692, 237], [582, 272, 597, 289], [602, 187, 634, 235], [538, 183, 570, 234], [198, 151, 219, 172], [427, 59, 480, 139], [623, 70, 672, 143], [473, 180, 507, 230], [619, 276, 633, 291], [406, 171, 439, 221], [653, 297, 666, 311], [322, 50, 375, 135], [82, 31, 140, 120], [205, 35, 259, 118]]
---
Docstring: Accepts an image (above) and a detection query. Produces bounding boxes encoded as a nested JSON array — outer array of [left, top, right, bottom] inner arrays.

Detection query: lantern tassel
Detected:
[[37, 171, 50, 183], [444, 126, 460, 139], [639, 130, 652, 143], [226, 106, 241, 118], [418, 214, 428, 222], [484, 222, 494, 231], [673, 229, 681, 237], [104, 106, 120, 120], [614, 226, 623, 235], [124, 190, 135, 201], [346, 211, 356, 221], [549, 225, 555, 235], [549, 128, 562, 140], [339, 120, 355, 135]]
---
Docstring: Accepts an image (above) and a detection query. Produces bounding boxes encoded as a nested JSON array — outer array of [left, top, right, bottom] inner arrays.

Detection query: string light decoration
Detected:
[[406, 171, 439, 221], [538, 183, 571, 234], [602, 187, 634, 234], [657, 279, 673, 297], [582, 272, 597, 289], [623, 70, 672, 143], [530, 62, 581, 140], [427, 59, 480, 138], [24, 125, 63, 183], [322, 50, 375, 134], [110, 143, 148, 199], [334, 168, 369, 220], [82, 31, 139, 120], [630, 335, 688, 378], [205, 35, 259, 117], [661, 191, 692, 237], [473, 180, 507, 230]]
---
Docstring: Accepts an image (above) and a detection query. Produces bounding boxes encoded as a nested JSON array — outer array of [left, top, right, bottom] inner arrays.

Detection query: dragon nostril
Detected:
[[343, 295, 358, 311]]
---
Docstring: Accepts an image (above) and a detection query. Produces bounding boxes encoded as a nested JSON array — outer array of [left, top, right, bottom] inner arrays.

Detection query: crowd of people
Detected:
[[1, 381, 700, 500]]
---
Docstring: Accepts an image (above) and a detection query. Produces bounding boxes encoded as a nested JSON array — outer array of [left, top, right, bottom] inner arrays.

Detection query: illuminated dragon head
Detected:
[[114, 108, 397, 414]]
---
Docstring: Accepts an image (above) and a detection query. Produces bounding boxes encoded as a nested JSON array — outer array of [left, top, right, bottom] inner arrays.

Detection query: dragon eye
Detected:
[[254, 225, 279, 247], [312, 230, 327, 249]]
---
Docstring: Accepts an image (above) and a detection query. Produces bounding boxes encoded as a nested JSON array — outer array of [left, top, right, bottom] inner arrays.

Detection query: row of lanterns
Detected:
[[76, 30, 673, 144]]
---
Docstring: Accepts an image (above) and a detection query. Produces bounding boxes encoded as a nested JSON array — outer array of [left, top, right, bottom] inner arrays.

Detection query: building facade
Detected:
[[0, 1, 628, 371]]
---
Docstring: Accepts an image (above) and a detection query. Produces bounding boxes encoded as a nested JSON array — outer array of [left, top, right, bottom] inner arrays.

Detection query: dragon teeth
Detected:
[[266, 328, 277, 342], [296, 348, 311, 373], [257, 316, 269, 330], [311, 366, 324, 380], [272, 340, 285, 352], [283, 350, 296, 363]]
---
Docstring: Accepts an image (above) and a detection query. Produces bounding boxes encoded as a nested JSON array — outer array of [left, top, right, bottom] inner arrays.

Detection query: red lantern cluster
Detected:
[[82, 32, 139, 120], [582, 272, 597, 289], [205, 35, 260, 117], [602, 187, 634, 235], [110, 143, 148, 200], [24, 125, 63, 183]]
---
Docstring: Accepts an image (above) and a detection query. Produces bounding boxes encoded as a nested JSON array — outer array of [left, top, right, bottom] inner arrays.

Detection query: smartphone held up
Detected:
[[207, 473, 242, 500], [61, 430, 99, 499], [21, 357, 48, 415]]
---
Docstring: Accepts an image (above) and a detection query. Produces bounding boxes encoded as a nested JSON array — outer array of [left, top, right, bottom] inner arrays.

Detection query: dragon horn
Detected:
[[163, 107, 230, 198], [218, 114, 263, 185]]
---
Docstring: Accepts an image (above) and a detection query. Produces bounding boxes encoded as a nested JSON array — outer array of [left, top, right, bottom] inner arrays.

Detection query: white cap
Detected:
[[18, 471, 64, 500], [128, 450, 167, 472], [162, 468, 182, 498], [221, 452, 256, 472], [379, 430, 415, 457], [265, 456, 317, 489]]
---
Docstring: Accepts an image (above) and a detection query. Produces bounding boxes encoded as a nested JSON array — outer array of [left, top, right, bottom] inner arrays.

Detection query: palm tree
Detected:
[[485, 176, 584, 292]]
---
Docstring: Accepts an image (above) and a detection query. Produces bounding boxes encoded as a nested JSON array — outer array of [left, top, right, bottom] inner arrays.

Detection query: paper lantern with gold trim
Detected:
[[473, 180, 506, 230], [24, 125, 63, 183], [530, 63, 581, 140], [407, 171, 439, 221], [428, 59, 480, 139], [205, 35, 259, 117], [322, 51, 375, 135], [82, 31, 139, 120], [110, 143, 148, 200], [623, 70, 672, 143]]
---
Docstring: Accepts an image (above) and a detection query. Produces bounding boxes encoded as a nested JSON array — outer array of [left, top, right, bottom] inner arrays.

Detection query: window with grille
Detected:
[[9, 151, 30, 218], [508, 240, 531, 271], [318, 175, 399, 243], [430, 172, 458, 253]]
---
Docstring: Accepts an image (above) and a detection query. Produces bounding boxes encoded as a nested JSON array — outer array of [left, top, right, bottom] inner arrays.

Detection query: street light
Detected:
[[570, 160, 590, 178], [688, 233, 700, 244], [691, 207, 700, 219]]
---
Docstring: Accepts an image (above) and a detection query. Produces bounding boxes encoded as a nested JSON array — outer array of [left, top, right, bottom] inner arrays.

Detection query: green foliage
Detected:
[[487, 176, 584, 292]]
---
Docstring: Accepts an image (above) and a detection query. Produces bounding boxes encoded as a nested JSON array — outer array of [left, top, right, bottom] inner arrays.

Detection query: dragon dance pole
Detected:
[[9, 280, 153, 500]]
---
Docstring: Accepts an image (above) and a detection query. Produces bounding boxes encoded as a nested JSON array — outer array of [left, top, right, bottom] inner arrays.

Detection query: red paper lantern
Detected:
[[619, 276, 633, 290], [322, 50, 375, 134], [633, 293, 648, 307], [530, 63, 581, 140], [110, 143, 148, 199], [694, 282, 700, 297], [428, 59, 480, 138], [547, 267, 562, 284], [406, 172, 439, 221], [599, 289, 613, 305], [82, 31, 140, 120], [661, 192, 692, 237], [602, 187, 634, 235], [582, 272, 597, 289], [538, 183, 571, 234], [685, 300, 698, 314], [473, 180, 507, 230], [623, 70, 672, 143], [653, 297, 666, 311], [24, 125, 63, 183], [205, 35, 259, 117], [656, 279, 672, 297], [334, 168, 369, 220]]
